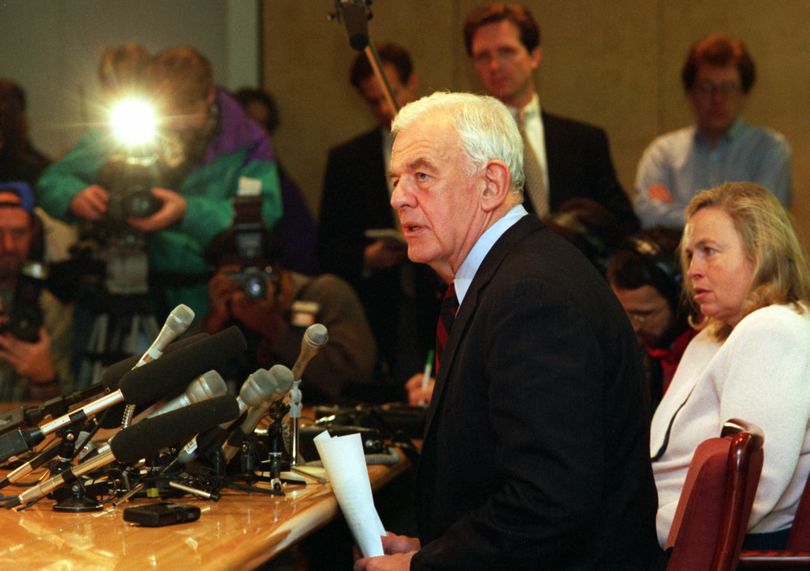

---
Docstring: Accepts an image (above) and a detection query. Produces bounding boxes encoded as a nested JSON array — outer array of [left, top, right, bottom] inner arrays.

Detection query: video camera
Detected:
[[73, 97, 166, 297], [96, 97, 163, 226], [228, 181, 278, 300]]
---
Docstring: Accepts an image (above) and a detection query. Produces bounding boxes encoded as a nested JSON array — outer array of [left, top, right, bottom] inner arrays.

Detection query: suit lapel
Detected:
[[422, 216, 544, 438], [541, 111, 564, 207]]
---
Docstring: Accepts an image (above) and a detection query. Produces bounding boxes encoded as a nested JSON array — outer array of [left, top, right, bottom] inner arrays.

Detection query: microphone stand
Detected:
[[364, 43, 400, 116], [330, 0, 400, 116], [289, 380, 302, 468]]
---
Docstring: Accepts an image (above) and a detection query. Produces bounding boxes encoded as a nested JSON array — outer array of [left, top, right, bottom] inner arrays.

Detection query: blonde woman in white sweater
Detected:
[[652, 182, 810, 549]]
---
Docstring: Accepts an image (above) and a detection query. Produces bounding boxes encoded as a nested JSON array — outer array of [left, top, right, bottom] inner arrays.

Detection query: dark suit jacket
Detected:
[[537, 111, 639, 235], [317, 128, 439, 381], [412, 215, 660, 570]]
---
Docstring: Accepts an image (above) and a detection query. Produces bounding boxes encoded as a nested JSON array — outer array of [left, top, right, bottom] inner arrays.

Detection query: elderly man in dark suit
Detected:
[[353, 91, 661, 571], [463, 3, 639, 236]]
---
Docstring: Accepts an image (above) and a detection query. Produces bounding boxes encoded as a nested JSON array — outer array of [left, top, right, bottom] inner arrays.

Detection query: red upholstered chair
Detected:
[[665, 419, 764, 571], [737, 461, 810, 569]]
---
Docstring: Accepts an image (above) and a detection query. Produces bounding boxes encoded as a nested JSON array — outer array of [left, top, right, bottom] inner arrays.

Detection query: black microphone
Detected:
[[340, 0, 370, 51], [98, 332, 212, 429], [100, 332, 210, 390], [292, 323, 329, 380], [0, 327, 246, 463], [5, 396, 240, 508]]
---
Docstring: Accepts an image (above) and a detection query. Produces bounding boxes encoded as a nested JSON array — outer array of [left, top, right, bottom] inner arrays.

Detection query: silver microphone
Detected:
[[135, 304, 195, 367], [148, 371, 227, 418], [292, 323, 329, 380]]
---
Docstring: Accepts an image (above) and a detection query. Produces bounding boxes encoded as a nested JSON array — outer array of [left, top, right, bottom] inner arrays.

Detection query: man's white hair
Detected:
[[391, 91, 524, 193]]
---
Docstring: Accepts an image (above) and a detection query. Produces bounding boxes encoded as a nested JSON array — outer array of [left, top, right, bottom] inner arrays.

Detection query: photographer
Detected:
[[36, 46, 283, 322], [0, 183, 72, 401], [202, 228, 376, 403]]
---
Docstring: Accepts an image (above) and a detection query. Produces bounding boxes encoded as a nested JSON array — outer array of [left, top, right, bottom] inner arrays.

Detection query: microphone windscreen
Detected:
[[110, 395, 239, 464], [118, 327, 246, 406], [99, 332, 211, 390], [101, 356, 139, 389]]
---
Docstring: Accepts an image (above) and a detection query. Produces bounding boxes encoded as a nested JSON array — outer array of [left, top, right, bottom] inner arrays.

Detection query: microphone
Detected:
[[0, 327, 246, 463], [339, 0, 371, 51], [135, 304, 195, 367], [292, 323, 329, 380], [222, 365, 295, 462], [100, 332, 210, 390], [177, 367, 291, 465], [147, 371, 227, 418], [5, 395, 240, 508], [98, 332, 212, 429]]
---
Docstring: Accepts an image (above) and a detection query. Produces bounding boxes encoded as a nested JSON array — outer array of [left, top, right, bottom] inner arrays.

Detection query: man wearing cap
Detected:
[[0, 182, 72, 401]]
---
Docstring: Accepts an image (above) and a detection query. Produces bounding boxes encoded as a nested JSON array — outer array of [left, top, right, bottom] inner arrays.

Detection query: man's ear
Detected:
[[479, 160, 511, 212]]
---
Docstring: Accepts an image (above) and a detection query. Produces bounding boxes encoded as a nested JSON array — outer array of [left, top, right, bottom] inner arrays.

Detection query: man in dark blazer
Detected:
[[318, 44, 440, 388], [463, 3, 639, 236], [354, 92, 661, 571]]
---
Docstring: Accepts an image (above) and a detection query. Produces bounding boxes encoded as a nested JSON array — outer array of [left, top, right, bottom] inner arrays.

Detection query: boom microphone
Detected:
[[5, 396, 240, 508], [339, 0, 371, 51], [292, 323, 329, 380], [0, 327, 246, 463]]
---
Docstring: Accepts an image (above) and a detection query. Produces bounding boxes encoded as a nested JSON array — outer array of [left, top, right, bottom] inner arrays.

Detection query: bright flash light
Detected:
[[109, 98, 157, 147]]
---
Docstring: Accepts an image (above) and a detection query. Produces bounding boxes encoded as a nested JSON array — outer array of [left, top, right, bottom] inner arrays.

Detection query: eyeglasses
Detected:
[[473, 46, 522, 66], [692, 82, 742, 97], [626, 305, 668, 326]]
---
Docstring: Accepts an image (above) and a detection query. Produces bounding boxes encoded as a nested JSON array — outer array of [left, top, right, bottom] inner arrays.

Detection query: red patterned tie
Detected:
[[435, 283, 459, 375]]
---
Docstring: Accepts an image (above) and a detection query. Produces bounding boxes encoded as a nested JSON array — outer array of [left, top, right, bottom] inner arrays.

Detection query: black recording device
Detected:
[[0, 261, 46, 343], [123, 502, 201, 527], [96, 155, 162, 223], [229, 194, 278, 299]]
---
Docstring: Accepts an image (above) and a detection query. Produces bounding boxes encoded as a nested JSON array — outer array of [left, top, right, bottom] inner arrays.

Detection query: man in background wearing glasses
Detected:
[[634, 33, 792, 229]]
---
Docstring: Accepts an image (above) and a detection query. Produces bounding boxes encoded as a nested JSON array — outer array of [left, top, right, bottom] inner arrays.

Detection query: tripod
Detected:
[[74, 232, 159, 388]]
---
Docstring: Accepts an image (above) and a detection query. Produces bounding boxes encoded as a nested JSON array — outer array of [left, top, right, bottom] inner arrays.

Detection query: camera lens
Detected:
[[126, 190, 161, 219], [243, 275, 266, 299]]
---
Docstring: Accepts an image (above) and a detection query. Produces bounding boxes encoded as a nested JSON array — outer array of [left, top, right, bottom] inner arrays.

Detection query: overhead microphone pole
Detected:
[[330, 0, 399, 116]]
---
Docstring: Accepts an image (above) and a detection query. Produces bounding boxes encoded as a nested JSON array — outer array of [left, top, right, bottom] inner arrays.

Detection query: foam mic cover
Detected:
[[110, 395, 239, 464], [100, 332, 211, 390], [117, 327, 246, 406], [101, 356, 139, 390]]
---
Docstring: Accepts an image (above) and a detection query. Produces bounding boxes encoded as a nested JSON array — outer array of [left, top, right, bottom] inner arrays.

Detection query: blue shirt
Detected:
[[454, 204, 528, 306], [634, 119, 792, 228]]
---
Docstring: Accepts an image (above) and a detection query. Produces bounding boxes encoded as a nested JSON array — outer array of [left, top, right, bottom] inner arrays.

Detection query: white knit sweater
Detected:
[[651, 303, 810, 546]]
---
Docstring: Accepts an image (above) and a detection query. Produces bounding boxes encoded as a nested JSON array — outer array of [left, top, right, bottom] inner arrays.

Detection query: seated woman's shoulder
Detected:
[[734, 303, 810, 337]]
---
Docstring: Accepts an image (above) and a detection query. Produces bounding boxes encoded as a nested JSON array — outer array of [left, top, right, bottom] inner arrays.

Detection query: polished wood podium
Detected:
[[0, 458, 409, 570]]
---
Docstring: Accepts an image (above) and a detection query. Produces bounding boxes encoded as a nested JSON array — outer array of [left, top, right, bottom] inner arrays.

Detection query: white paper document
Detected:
[[313, 430, 386, 557]]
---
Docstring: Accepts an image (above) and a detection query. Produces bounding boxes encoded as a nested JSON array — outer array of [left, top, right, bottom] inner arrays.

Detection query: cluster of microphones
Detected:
[[0, 304, 329, 510]]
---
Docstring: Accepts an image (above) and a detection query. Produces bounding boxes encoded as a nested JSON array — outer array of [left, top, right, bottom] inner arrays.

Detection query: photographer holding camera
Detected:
[[0, 183, 72, 401], [36, 46, 283, 322], [202, 223, 376, 404]]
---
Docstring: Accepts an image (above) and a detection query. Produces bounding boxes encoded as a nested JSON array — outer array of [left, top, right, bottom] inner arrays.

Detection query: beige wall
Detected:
[[263, 0, 810, 248]]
